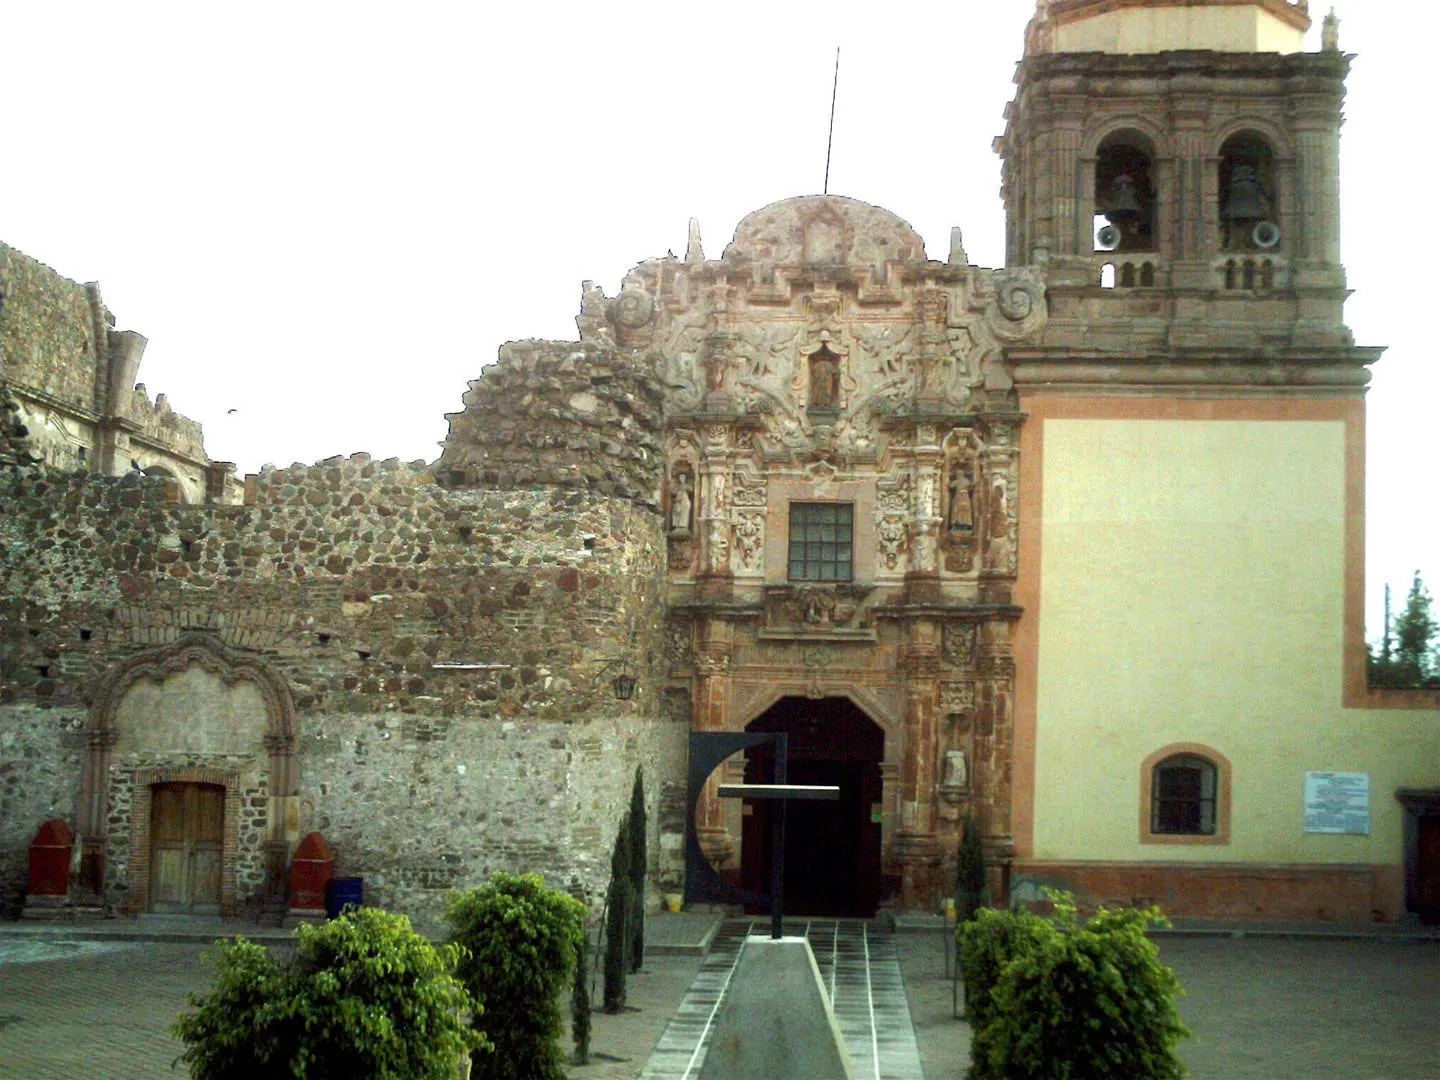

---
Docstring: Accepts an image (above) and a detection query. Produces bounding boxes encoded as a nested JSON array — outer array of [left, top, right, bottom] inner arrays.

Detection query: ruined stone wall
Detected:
[[438, 340, 664, 510], [0, 453, 680, 922], [0, 243, 104, 413]]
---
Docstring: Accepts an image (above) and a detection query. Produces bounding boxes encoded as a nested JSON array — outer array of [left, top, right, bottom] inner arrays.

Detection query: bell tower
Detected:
[[996, 0, 1360, 354]]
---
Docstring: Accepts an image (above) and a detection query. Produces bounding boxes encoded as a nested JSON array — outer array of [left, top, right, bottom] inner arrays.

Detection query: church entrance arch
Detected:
[[740, 697, 884, 917]]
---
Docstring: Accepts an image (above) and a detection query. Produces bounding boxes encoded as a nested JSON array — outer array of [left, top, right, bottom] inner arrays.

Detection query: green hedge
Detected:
[[172, 907, 483, 1080], [959, 893, 1190, 1080], [447, 872, 587, 1080]]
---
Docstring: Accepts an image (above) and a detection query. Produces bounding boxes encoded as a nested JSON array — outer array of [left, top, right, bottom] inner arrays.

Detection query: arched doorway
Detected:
[[741, 697, 884, 917]]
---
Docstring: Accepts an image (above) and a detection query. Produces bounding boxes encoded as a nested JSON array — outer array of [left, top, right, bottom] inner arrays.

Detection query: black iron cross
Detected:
[[718, 779, 840, 939]]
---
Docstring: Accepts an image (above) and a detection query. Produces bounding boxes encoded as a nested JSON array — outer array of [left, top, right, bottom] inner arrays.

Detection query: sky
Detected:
[[3, 1, 1432, 635]]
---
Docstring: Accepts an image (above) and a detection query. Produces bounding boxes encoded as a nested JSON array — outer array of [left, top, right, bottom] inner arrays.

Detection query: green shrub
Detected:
[[171, 907, 483, 1080], [963, 893, 1190, 1080], [957, 906, 1048, 1033], [447, 872, 587, 1080]]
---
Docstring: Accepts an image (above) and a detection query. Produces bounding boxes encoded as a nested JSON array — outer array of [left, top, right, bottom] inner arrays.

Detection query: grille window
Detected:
[[788, 503, 853, 582], [1151, 755, 1217, 835]]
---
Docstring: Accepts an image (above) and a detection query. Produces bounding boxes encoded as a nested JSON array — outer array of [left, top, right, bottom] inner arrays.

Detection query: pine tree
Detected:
[[1370, 572, 1439, 688], [627, 768, 647, 974], [602, 815, 630, 1014]]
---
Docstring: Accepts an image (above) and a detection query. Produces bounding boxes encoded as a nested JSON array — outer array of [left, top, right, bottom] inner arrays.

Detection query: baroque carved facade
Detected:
[[576, 195, 1048, 905]]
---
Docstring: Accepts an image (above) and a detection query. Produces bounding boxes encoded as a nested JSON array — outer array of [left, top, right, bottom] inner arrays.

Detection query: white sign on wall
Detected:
[[1303, 772, 1370, 835]]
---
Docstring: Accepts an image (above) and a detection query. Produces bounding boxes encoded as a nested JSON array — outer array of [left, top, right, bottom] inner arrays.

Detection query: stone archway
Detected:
[[739, 697, 887, 917], [79, 633, 298, 915]]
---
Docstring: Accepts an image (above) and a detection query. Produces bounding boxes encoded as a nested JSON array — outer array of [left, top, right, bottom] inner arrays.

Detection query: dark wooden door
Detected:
[[149, 783, 224, 914], [1416, 815, 1440, 925]]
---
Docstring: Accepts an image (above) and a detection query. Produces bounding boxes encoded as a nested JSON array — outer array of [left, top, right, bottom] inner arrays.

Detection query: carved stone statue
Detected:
[[942, 748, 969, 791], [947, 458, 974, 532], [670, 470, 694, 533], [808, 346, 840, 411]]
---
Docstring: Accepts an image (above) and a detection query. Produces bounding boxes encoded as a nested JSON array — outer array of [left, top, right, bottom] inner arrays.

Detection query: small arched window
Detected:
[[1141, 743, 1231, 845], [1152, 755, 1216, 835]]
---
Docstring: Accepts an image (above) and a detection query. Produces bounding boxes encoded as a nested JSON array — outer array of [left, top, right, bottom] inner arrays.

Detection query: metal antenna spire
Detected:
[[823, 47, 840, 195]]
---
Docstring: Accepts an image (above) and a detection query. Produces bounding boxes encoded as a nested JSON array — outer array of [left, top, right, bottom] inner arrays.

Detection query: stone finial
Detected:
[[686, 218, 705, 263], [948, 227, 968, 267], [1321, 8, 1340, 51]]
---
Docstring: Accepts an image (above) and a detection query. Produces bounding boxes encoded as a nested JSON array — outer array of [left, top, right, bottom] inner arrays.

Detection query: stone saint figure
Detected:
[[670, 473, 693, 533], [947, 459, 974, 532], [943, 748, 969, 790], [809, 347, 840, 411]]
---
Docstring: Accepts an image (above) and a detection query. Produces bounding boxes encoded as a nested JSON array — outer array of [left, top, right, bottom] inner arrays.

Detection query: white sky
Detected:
[[3, 1, 1432, 635]]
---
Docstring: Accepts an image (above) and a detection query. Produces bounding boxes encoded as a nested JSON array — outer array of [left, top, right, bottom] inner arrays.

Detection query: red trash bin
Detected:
[[27, 819, 74, 898], [288, 831, 335, 916]]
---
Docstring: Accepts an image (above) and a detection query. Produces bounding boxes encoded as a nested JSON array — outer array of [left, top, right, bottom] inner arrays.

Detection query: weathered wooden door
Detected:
[[1417, 815, 1440, 925], [149, 783, 224, 914]]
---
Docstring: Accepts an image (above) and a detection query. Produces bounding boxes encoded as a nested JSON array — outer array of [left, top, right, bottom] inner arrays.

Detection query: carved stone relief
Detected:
[[942, 622, 978, 669], [732, 512, 764, 573], [764, 584, 872, 632]]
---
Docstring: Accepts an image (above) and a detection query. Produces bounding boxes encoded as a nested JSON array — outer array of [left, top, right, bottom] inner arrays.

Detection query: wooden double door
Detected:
[[149, 783, 224, 914]]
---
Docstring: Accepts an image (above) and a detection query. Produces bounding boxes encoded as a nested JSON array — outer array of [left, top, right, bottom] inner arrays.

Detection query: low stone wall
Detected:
[[0, 453, 679, 921]]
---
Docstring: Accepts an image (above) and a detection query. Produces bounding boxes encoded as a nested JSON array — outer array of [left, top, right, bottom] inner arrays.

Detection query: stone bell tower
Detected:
[[996, 0, 1360, 361]]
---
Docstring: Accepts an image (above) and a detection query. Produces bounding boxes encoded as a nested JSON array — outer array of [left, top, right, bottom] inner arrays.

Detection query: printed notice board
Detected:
[[1303, 772, 1370, 835]]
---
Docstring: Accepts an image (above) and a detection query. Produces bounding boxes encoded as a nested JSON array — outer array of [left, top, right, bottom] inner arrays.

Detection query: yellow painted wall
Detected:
[[1052, 8, 1305, 54], [1033, 418, 1440, 864]]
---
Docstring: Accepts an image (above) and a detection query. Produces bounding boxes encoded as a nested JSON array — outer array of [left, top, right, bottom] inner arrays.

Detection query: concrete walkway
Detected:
[[638, 918, 924, 1080]]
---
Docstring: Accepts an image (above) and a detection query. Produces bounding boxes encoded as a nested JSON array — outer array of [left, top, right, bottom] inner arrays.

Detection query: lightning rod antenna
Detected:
[[823, 47, 840, 195]]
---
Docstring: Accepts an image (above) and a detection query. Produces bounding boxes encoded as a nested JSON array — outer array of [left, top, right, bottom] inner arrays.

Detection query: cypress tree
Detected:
[[627, 768, 647, 974], [955, 815, 987, 923], [602, 815, 630, 1014], [571, 925, 591, 1065]]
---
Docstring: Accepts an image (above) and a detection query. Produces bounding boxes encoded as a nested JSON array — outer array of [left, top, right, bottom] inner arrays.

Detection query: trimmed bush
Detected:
[[961, 893, 1189, 1080], [171, 907, 483, 1080], [447, 872, 587, 1080], [957, 906, 1048, 1034]]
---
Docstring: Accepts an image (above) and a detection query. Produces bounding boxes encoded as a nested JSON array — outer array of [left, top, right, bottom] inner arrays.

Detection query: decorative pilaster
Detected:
[[895, 638, 942, 908], [692, 633, 736, 868]]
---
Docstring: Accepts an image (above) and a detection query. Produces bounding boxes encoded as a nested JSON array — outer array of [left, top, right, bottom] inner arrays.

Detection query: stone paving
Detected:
[[1, 921, 1437, 1079], [638, 918, 923, 1080]]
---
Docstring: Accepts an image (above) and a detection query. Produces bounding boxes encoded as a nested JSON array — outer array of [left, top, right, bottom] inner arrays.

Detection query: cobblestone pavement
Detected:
[[1160, 937, 1440, 1080], [1, 930, 1437, 1079], [893, 929, 1440, 1080]]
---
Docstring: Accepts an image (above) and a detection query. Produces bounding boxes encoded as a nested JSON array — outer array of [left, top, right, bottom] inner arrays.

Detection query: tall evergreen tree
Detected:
[[602, 815, 630, 1014], [571, 925, 592, 1065], [627, 768, 647, 974], [1370, 572, 1439, 687]]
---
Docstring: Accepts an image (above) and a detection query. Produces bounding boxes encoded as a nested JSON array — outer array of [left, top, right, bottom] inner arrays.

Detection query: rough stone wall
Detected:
[[0, 705, 83, 917], [0, 243, 103, 413], [0, 443, 680, 922], [127, 388, 207, 467], [437, 340, 664, 511]]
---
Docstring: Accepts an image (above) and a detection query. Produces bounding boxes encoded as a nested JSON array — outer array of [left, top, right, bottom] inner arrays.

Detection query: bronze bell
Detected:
[[1224, 165, 1265, 222], [1103, 174, 1142, 224]]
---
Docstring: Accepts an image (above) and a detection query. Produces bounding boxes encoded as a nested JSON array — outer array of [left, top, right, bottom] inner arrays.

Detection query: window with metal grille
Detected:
[[1151, 755, 1217, 835], [788, 502, 853, 582]]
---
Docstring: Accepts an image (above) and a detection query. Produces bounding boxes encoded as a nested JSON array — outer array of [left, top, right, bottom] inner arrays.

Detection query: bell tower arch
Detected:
[[998, 0, 1348, 334]]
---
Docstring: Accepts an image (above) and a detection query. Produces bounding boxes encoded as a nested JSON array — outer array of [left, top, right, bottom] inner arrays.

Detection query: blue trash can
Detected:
[[326, 876, 364, 918]]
